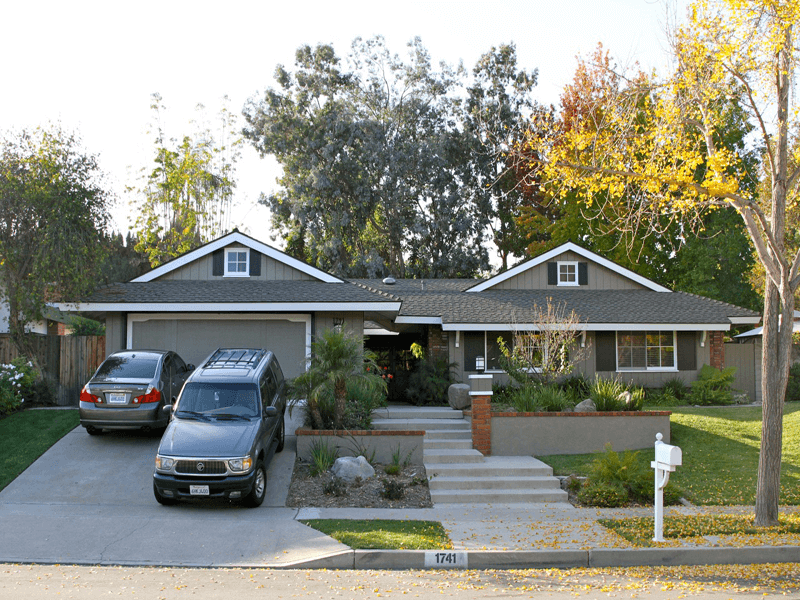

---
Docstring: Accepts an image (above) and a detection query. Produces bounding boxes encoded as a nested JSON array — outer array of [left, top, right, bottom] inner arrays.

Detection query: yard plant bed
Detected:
[[600, 513, 800, 547], [540, 404, 800, 506], [286, 459, 432, 508]]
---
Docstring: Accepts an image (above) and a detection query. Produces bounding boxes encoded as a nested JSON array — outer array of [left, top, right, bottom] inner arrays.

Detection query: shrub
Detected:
[[491, 382, 514, 406], [590, 376, 627, 411], [786, 363, 800, 402], [645, 388, 681, 407], [69, 316, 105, 336], [0, 358, 38, 416], [405, 358, 457, 406], [381, 478, 406, 500], [303, 379, 387, 430], [533, 385, 574, 412], [508, 385, 539, 412], [309, 439, 339, 477], [663, 377, 689, 401], [578, 480, 630, 507], [689, 364, 737, 405], [559, 374, 591, 403], [577, 443, 681, 507], [323, 477, 348, 497]]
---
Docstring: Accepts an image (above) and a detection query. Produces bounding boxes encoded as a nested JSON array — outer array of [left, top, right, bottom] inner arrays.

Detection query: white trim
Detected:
[[224, 248, 249, 277], [468, 374, 494, 379], [616, 330, 677, 372], [466, 241, 672, 293], [394, 316, 443, 325], [469, 390, 494, 396], [729, 316, 761, 325], [132, 232, 343, 283], [557, 261, 580, 286], [441, 322, 731, 332], [55, 301, 401, 313], [126, 313, 313, 365]]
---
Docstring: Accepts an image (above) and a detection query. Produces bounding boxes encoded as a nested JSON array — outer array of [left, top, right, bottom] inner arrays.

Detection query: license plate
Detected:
[[107, 392, 126, 404], [190, 485, 209, 496]]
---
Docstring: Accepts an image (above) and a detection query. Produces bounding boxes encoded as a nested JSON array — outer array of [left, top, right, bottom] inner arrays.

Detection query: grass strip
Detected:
[[600, 513, 800, 547], [301, 519, 452, 550], [0, 409, 79, 491], [539, 404, 800, 505]]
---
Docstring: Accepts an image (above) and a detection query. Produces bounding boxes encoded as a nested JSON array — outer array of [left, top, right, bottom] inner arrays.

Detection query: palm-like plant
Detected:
[[291, 329, 386, 430]]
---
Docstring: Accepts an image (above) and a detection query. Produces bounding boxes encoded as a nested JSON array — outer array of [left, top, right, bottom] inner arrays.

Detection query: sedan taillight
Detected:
[[134, 385, 161, 404], [80, 386, 101, 403]]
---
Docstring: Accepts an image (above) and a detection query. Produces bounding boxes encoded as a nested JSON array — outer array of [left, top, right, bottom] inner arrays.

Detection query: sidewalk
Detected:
[[289, 503, 800, 569]]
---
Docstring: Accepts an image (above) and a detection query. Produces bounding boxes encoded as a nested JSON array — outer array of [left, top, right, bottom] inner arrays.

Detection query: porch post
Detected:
[[469, 374, 493, 456]]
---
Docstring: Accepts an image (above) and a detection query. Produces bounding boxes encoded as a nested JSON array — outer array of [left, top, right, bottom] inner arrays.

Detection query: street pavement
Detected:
[[1, 414, 798, 570]]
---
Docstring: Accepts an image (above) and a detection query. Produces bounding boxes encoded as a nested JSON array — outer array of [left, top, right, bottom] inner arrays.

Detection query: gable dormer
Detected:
[[132, 231, 343, 284], [467, 242, 671, 293]]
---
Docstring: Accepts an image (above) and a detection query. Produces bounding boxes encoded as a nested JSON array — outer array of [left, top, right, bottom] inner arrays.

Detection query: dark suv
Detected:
[[153, 348, 286, 507]]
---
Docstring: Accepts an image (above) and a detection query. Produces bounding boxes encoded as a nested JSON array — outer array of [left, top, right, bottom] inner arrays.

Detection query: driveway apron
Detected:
[[0, 422, 347, 567]]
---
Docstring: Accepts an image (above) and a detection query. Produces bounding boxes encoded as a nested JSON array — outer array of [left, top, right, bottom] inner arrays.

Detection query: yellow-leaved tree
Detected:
[[526, 0, 800, 526]]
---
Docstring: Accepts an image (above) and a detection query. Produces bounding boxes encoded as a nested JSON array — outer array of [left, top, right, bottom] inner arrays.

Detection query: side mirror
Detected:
[[264, 406, 278, 418], [162, 404, 173, 417], [186, 364, 195, 372]]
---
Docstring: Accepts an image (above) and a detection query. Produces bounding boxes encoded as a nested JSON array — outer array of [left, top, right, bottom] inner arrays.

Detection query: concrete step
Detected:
[[371, 418, 470, 431], [372, 406, 463, 420], [424, 461, 555, 479], [422, 449, 484, 464], [429, 488, 569, 504], [424, 429, 471, 441], [427, 475, 562, 491], [424, 438, 473, 450]]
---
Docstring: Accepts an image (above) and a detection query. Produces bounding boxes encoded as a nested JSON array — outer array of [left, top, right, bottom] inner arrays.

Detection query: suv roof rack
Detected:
[[202, 348, 267, 370]]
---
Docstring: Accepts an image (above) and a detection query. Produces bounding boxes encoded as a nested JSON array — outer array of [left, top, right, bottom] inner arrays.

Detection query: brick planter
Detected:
[[489, 411, 672, 456], [295, 428, 425, 465]]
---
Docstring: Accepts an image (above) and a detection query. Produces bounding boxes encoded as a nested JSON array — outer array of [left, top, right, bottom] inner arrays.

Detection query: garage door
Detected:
[[130, 315, 308, 378]]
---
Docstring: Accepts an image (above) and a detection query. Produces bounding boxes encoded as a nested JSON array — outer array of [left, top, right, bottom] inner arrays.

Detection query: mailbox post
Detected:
[[651, 432, 682, 542]]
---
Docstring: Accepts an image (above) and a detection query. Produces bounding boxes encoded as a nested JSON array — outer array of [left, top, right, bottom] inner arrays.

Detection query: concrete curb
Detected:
[[276, 545, 800, 570]]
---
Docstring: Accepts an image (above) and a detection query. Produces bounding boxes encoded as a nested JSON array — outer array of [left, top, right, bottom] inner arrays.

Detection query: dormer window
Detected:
[[225, 249, 249, 277], [557, 261, 579, 286]]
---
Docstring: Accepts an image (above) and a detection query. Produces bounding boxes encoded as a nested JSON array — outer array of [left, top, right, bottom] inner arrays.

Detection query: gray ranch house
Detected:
[[58, 231, 759, 389]]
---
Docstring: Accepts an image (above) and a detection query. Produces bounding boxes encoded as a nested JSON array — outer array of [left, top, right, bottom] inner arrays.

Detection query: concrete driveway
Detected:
[[0, 414, 348, 567]]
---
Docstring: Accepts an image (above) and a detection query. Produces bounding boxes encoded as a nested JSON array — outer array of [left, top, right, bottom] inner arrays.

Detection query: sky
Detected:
[[0, 0, 684, 256]]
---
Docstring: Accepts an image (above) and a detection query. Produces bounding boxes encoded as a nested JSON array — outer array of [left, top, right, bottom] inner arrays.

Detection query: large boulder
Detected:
[[574, 398, 597, 413], [331, 456, 375, 482], [448, 383, 471, 410]]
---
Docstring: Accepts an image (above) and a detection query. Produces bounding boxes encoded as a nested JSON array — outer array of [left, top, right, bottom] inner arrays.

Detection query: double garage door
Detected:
[[130, 315, 309, 379]]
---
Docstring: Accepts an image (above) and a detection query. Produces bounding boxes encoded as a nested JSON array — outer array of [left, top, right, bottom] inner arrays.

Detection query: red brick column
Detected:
[[709, 331, 725, 370], [468, 374, 493, 456], [426, 325, 449, 363]]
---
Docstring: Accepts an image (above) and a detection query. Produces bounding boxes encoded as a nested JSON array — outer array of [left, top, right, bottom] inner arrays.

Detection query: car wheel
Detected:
[[85, 426, 102, 436], [153, 483, 178, 506], [243, 461, 266, 508], [275, 415, 285, 453]]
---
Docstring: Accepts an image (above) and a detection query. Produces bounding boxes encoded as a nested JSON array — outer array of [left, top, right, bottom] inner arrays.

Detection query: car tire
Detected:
[[275, 415, 285, 453], [243, 461, 266, 508], [85, 426, 102, 436], [153, 483, 178, 506]]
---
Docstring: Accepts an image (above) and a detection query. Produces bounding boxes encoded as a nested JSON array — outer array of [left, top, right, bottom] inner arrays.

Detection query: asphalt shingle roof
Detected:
[[352, 280, 758, 325], [82, 280, 399, 304]]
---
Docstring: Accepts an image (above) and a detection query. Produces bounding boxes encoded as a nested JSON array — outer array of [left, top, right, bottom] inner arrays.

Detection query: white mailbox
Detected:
[[654, 442, 682, 470], [652, 432, 682, 542]]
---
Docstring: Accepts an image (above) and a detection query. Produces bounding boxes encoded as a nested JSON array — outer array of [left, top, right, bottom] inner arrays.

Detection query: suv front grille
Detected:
[[175, 460, 227, 475]]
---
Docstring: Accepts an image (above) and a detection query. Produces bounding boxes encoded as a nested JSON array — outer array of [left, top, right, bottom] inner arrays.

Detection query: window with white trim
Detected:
[[225, 249, 249, 277], [617, 331, 676, 370], [557, 261, 579, 286]]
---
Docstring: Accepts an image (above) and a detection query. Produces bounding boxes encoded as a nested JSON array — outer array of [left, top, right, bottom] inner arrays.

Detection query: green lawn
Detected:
[[0, 409, 79, 491], [301, 519, 452, 550], [539, 403, 800, 505]]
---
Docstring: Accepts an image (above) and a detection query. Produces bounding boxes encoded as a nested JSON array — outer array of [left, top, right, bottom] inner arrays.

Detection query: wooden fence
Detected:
[[0, 334, 105, 406], [724, 342, 757, 402]]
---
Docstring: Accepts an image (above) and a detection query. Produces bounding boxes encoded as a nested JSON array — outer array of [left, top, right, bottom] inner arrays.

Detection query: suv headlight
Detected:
[[155, 455, 175, 472], [227, 457, 253, 473]]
